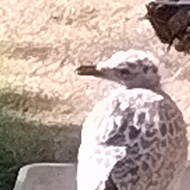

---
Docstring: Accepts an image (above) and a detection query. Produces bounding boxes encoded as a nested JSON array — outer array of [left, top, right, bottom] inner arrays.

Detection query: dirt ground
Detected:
[[0, 0, 190, 160]]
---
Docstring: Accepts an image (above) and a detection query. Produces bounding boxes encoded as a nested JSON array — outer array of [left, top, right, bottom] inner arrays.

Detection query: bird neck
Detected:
[[127, 83, 168, 97], [151, 85, 172, 100]]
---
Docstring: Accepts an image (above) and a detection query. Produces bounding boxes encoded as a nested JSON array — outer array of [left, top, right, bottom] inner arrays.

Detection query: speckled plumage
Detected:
[[76, 50, 188, 190]]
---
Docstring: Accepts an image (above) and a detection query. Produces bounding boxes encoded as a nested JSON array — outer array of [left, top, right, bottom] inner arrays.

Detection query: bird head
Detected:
[[75, 49, 161, 89]]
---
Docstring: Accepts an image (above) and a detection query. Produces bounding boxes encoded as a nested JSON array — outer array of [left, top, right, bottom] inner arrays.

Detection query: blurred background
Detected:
[[0, 0, 190, 189]]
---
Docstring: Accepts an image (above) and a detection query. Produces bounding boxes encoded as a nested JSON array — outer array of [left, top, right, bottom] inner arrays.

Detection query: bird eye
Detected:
[[120, 69, 131, 75], [143, 65, 158, 74]]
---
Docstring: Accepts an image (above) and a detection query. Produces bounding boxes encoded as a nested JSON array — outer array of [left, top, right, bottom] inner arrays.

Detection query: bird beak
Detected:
[[75, 65, 102, 76]]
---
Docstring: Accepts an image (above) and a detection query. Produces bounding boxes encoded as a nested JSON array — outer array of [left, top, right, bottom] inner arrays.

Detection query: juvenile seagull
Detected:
[[75, 50, 188, 190]]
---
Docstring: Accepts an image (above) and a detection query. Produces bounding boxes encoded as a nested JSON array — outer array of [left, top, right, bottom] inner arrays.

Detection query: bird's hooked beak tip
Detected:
[[75, 65, 98, 76]]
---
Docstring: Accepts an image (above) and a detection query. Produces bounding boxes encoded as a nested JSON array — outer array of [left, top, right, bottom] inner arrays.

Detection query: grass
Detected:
[[0, 114, 80, 190]]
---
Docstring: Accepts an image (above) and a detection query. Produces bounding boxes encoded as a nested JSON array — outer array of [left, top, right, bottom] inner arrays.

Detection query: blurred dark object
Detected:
[[145, 0, 190, 52]]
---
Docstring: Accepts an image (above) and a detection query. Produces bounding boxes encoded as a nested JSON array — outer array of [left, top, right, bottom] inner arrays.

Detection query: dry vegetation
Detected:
[[0, 0, 190, 189]]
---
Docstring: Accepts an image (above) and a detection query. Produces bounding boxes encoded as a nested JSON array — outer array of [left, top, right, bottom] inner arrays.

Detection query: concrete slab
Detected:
[[13, 163, 77, 190], [13, 162, 190, 190]]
